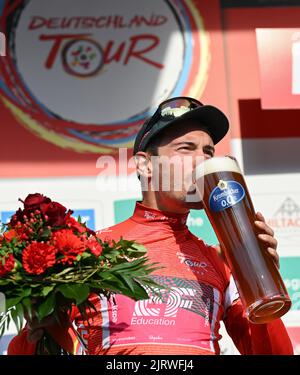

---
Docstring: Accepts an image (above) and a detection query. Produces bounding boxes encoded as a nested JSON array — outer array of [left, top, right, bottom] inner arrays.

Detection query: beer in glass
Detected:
[[195, 156, 291, 324]]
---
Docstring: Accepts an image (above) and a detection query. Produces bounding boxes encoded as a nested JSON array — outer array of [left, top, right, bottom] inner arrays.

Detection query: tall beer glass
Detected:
[[195, 156, 291, 324]]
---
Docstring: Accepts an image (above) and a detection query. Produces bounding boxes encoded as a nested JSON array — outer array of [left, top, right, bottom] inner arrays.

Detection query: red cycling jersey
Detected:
[[8, 202, 293, 355]]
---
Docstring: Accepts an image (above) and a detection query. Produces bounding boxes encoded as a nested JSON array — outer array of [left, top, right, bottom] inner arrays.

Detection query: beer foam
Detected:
[[195, 156, 242, 177]]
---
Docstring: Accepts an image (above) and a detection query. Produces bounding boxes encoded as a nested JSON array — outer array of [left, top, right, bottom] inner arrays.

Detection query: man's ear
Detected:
[[134, 152, 153, 178]]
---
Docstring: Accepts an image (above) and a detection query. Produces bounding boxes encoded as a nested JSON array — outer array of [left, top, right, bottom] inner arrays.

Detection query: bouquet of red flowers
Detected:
[[0, 193, 160, 354]]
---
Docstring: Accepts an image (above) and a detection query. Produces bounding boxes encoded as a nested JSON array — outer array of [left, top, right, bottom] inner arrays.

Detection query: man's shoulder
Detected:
[[211, 244, 228, 265], [190, 232, 224, 260], [191, 233, 231, 282], [96, 217, 136, 241], [204, 242, 229, 268]]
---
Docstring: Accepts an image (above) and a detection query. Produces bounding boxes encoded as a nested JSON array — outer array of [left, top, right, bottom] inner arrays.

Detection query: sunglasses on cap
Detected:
[[135, 97, 204, 152], [146, 96, 204, 129]]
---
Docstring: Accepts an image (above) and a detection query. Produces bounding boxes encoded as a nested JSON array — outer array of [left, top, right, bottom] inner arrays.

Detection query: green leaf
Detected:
[[15, 259, 23, 269], [11, 303, 24, 334], [0, 322, 6, 338], [0, 279, 11, 286], [98, 277, 149, 300], [0, 312, 11, 339], [5, 287, 32, 310], [107, 257, 149, 272], [22, 297, 33, 321], [37, 293, 56, 321], [23, 288, 32, 297], [57, 284, 89, 305], [119, 274, 135, 293], [6, 295, 23, 309], [0, 317, 9, 338], [127, 243, 148, 257], [39, 227, 51, 240], [41, 285, 55, 297], [15, 303, 24, 332], [80, 252, 92, 260]]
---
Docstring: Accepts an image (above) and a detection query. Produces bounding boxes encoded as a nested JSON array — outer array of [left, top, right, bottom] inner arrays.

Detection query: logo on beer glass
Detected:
[[209, 180, 245, 212]]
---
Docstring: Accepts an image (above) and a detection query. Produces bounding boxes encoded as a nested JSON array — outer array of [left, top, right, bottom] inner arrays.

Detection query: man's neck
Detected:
[[141, 196, 189, 215]]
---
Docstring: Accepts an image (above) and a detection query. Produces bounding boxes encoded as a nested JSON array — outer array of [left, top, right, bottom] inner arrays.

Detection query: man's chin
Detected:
[[184, 190, 204, 209], [185, 201, 204, 210]]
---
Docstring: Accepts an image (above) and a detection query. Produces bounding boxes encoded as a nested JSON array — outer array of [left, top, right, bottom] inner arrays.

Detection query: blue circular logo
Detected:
[[209, 180, 245, 213]]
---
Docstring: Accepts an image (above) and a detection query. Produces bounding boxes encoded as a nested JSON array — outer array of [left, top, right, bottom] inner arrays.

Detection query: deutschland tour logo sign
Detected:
[[0, 0, 210, 154], [268, 197, 300, 248]]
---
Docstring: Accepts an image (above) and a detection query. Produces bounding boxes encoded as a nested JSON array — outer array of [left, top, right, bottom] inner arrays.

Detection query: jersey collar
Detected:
[[131, 202, 189, 230]]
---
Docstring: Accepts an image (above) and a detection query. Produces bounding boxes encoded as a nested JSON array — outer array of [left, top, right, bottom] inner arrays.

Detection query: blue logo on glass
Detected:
[[209, 180, 245, 213]]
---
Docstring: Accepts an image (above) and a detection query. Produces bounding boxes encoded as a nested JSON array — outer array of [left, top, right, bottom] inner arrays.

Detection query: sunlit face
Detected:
[[146, 120, 215, 212]]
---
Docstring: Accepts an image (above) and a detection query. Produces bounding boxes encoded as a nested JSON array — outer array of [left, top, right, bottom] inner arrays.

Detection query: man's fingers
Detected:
[[27, 315, 57, 331], [255, 211, 266, 222], [26, 314, 59, 344], [254, 214, 279, 267], [267, 247, 280, 269], [254, 220, 274, 237], [258, 234, 278, 250], [27, 328, 44, 343]]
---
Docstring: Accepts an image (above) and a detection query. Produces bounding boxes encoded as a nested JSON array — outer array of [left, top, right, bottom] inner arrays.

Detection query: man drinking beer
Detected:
[[9, 97, 293, 355]]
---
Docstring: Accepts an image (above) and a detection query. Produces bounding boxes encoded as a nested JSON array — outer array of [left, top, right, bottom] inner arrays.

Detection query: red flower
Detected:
[[0, 253, 15, 277], [15, 226, 29, 240], [3, 229, 18, 242], [85, 237, 103, 257], [97, 234, 114, 247], [10, 194, 51, 226], [66, 215, 95, 236], [66, 216, 86, 234], [40, 202, 68, 227], [3, 228, 27, 242], [53, 229, 85, 264], [22, 242, 57, 275], [22, 193, 51, 211], [9, 208, 25, 226]]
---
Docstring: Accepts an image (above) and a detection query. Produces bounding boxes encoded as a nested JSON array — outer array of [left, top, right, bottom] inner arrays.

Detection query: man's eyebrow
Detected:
[[171, 141, 197, 147]]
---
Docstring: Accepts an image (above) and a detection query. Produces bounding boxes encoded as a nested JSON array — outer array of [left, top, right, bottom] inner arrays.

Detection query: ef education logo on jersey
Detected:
[[209, 180, 245, 213]]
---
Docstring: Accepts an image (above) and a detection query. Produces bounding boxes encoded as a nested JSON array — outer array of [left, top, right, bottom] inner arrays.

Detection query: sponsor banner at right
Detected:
[[267, 195, 300, 256], [281, 257, 300, 312], [246, 175, 300, 258]]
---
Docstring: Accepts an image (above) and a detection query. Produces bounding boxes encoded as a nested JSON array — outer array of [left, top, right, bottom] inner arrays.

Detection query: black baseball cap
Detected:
[[133, 96, 229, 154]]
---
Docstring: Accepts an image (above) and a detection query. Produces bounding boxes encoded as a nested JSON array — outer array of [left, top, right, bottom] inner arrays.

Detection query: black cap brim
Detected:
[[134, 105, 229, 154]]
